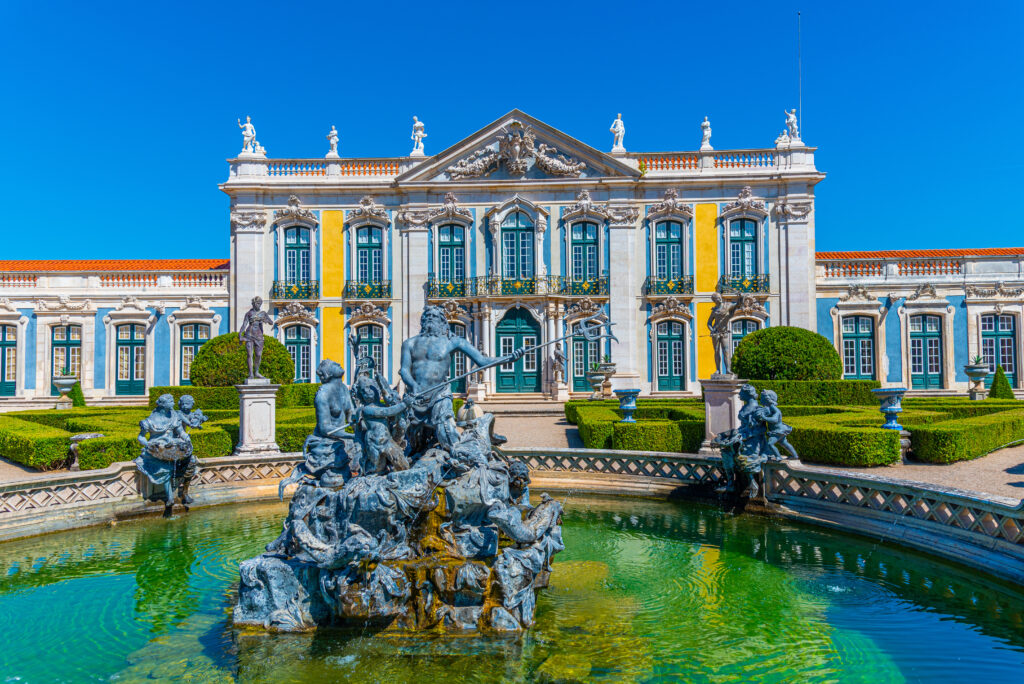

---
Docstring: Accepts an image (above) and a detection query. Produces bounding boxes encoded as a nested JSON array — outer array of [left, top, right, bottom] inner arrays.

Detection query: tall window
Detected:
[[730, 319, 759, 356], [729, 219, 757, 277], [438, 224, 465, 284], [501, 212, 534, 280], [285, 325, 312, 382], [841, 316, 875, 380], [655, 221, 684, 280], [51, 325, 81, 396], [571, 222, 599, 282], [449, 322, 467, 393], [357, 227, 383, 282], [116, 324, 146, 396], [180, 323, 211, 386], [285, 227, 311, 283], [981, 314, 1017, 388], [910, 315, 943, 389], [355, 324, 384, 373], [571, 322, 600, 392], [656, 321, 686, 391], [0, 325, 15, 397]]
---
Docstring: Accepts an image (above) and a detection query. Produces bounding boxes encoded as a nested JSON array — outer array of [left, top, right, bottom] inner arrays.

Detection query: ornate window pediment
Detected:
[[485, 195, 549, 235], [103, 296, 158, 327], [427, 193, 473, 226], [274, 195, 318, 228], [440, 301, 471, 323], [348, 196, 390, 229], [721, 186, 768, 220], [562, 190, 612, 224], [346, 302, 390, 328], [564, 297, 604, 322], [647, 296, 692, 324], [647, 189, 694, 223], [275, 302, 317, 327]]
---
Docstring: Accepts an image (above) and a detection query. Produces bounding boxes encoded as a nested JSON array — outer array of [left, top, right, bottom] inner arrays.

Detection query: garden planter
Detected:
[[598, 362, 617, 399], [586, 372, 606, 401], [614, 389, 641, 423], [871, 387, 907, 430], [964, 363, 990, 400], [53, 376, 78, 410]]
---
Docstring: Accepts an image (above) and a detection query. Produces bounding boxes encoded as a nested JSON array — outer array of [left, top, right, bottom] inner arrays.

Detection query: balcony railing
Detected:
[[427, 278, 467, 298], [344, 279, 392, 299], [272, 280, 320, 299], [564, 276, 609, 296], [643, 276, 694, 296], [428, 275, 610, 298], [718, 275, 770, 293], [819, 258, 964, 280]]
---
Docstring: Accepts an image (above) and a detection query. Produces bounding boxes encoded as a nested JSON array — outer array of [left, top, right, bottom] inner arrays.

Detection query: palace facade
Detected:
[[224, 110, 822, 400]]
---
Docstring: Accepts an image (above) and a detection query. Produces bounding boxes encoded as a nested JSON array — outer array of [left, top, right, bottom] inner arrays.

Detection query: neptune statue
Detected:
[[234, 306, 564, 633]]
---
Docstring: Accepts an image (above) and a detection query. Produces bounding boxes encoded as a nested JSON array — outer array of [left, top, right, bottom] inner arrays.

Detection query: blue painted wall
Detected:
[[950, 295, 969, 382], [20, 310, 35, 390], [815, 298, 837, 339], [213, 307, 230, 335], [884, 301, 903, 383], [94, 309, 110, 390], [153, 310, 170, 386]]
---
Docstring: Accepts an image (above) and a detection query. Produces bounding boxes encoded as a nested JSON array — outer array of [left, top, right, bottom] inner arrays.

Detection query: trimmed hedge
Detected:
[[190, 333, 294, 386], [0, 415, 72, 469], [989, 366, 1016, 400], [573, 404, 704, 453], [148, 384, 321, 409], [746, 380, 880, 406], [732, 326, 843, 380], [69, 382, 86, 407], [910, 408, 1024, 463]]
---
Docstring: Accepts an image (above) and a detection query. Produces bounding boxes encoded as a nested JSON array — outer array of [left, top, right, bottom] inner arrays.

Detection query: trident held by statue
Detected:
[[412, 313, 619, 400]]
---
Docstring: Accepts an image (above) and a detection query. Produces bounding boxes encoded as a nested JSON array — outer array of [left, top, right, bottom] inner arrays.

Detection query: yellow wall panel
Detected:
[[322, 307, 345, 365], [694, 203, 719, 292], [321, 210, 345, 298], [695, 301, 714, 379]]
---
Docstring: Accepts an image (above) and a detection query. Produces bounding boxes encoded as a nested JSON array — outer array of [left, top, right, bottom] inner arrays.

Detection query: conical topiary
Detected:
[[988, 365, 1016, 400]]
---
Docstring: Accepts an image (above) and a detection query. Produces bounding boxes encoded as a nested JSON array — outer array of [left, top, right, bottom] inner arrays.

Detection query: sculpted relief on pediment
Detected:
[[446, 120, 586, 180]]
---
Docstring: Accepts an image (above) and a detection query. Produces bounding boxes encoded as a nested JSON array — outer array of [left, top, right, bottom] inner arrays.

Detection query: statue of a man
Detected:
[[326, 125, 339, 157], [609, 113, 626, 152], [552, 342, 567, 384], [785, 109, 800, 140], [708, 292, 740, 375], [400, 305, 523, 451], [238, 296, 274, 380], [410, 116, 427, 157], [238, 116, 256, 154], [700, 116, 712, 150]]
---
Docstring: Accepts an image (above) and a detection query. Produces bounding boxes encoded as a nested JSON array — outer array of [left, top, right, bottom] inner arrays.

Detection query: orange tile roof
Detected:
[[817, 247, 1024, 260], [0, 259, 230, 273]]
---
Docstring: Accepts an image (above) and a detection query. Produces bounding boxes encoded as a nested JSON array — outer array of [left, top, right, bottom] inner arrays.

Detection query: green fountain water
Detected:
[[1, 496, 1022, 682]]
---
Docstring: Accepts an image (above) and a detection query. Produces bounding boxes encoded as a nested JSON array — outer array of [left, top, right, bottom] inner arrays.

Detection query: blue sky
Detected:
[[2, 0, 1021, 259]]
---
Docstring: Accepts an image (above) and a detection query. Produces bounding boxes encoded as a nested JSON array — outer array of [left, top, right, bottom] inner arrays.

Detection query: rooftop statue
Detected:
[[234, 305, 583, 634], [700, 116, 713, 150], [410, 116, 427, 157], [712, 385, 797, 498], [238, 296, 273, 381], [237, 116, 257, 155], [785, 108, 800, 141], [609, 113, 626, 153], [325, 125, 339, 158], [135, 394, 206, 516]]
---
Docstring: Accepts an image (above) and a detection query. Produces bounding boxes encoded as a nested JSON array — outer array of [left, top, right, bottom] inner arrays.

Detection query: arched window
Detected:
[[981, 314, 1016, 388], [655, 221, 684, 281], [355, 324, 384, 373], [51, 325, 81, 396], [841, 316, 874, 380], [448, 322, 467, 393], [0, 325, 15, 397], [357, 227, 383, 282], [571, 322, 600, 392], [284, 227, 311, 283], [180, 323, 211, 386], [571, 223, 599, 283], [731, 319, 760, 355], [438, 225, 465, 284], [656, 321, 686, 391], [729, 219, 757, 277], [115, 323, 146, 396], [501, 212, 534, 281], [285, 325, 312, 383], [910, 314, 943, 389]]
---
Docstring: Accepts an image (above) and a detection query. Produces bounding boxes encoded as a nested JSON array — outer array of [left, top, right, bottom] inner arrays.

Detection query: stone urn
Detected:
[[614, 389, 641, 423], [964, 363, 990, 400], [52, 376, 78, 410], [586, 370, 607, 401], [598, 361, 617, 399], [871, 387, 907, 430]]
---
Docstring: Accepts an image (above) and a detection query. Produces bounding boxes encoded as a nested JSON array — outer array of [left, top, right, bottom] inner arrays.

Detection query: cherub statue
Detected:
[[754, 389, 798, 461], [135, 393, 196, 516], [352, 361, 413, 475]]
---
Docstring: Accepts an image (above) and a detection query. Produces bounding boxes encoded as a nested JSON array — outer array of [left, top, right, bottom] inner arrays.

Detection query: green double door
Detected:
[[495, 308, 541, 393]]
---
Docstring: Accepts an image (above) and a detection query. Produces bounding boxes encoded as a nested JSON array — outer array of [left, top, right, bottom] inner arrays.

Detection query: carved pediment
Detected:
[[395, 110, 639, 183], [276, 302, 317, 327], [565, 297, 602, 321], [427, 192, 473, 225], [721, 186, 768, 220], [647, 189, 693, 223], [346, 302, 390, 327], [274, 195, 318, 227], [648, 296, 691, 323], [348, 196, 390, 228], [562, 190, 611, 224]]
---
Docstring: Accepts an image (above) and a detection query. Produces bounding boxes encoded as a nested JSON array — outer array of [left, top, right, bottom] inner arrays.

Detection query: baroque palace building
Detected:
[[224, 109, 822, 399]]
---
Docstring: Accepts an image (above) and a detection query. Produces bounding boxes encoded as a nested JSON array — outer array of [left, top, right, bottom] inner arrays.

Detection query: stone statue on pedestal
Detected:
[[609, 113, 626, 153], [552, 342, 567, 384], [238, 116, 257, 155], [785, 109, 800, 141], [708, 292, 740, 375], [238, 296, 273, 381], [410, 116, 427, 157], [326, 125, 339, 158], [700, 116, 713, 150]]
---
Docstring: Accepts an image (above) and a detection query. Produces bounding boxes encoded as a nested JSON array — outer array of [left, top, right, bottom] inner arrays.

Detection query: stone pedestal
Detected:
[[467, 377, 488, 403], [552, 380, 570, 402], [236, 380, 280, 455], [698, 374, 746, 453]]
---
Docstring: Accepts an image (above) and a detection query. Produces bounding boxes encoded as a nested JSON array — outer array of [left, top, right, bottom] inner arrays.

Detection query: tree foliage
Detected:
[[731, 326, 843, 381]]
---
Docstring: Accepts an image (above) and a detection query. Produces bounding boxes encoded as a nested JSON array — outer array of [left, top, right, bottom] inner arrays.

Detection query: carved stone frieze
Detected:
[[36, 295, 93, 312], [965, 283, 1024, 299], [274, 195, 318, 227], [231, 211, 267, 234], [906, 283, 938, 301], [446, 120, 585, 180], [534, 143, 586, 176], [607, 204, 641, 226], [773, 200, 812, 221], [0, 298, 16, 313], [647, 189, 694, 222], [720, 186, 768, 219]]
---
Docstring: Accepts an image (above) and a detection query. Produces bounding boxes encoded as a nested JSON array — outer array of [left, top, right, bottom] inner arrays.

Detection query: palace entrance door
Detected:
[[495, 308, 541, 393]]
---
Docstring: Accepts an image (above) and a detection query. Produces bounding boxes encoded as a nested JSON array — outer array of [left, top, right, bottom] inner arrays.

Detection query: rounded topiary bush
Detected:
[[732, 326, 842, 380], [190, 333, 294, 386]]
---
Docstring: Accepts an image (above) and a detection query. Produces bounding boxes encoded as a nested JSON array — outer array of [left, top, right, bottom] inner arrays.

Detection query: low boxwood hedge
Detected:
[[910, 408, 1024, 463], [746, 380, 880, 406], [148, 384, 321, 409]]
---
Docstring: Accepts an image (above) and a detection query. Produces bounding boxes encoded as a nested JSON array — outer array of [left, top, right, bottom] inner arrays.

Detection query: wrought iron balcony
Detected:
[[427, 278, 468, 298], [343, 279, 392, 299], [718, 274, 770, 293], [271, 280, 320, 299], [564, 276, 609, 296], [643, 276, 694, 296]]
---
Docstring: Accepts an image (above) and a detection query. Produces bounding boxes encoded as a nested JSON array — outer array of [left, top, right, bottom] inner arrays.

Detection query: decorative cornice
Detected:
[[720, 186, 768, 220], [562, 190, 611, 224], [348, 196, 391, 228], [426, 192, 473, 225], [346, 302, 391, 328], [230, 211, 267, 234], [647, 189, 694, 223], [966, 283, 1024, 299], [274, 195, 318, 227]]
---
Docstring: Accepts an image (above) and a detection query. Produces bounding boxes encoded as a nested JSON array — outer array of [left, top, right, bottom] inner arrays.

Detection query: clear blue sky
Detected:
[[2, 0, 1021, 259]]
